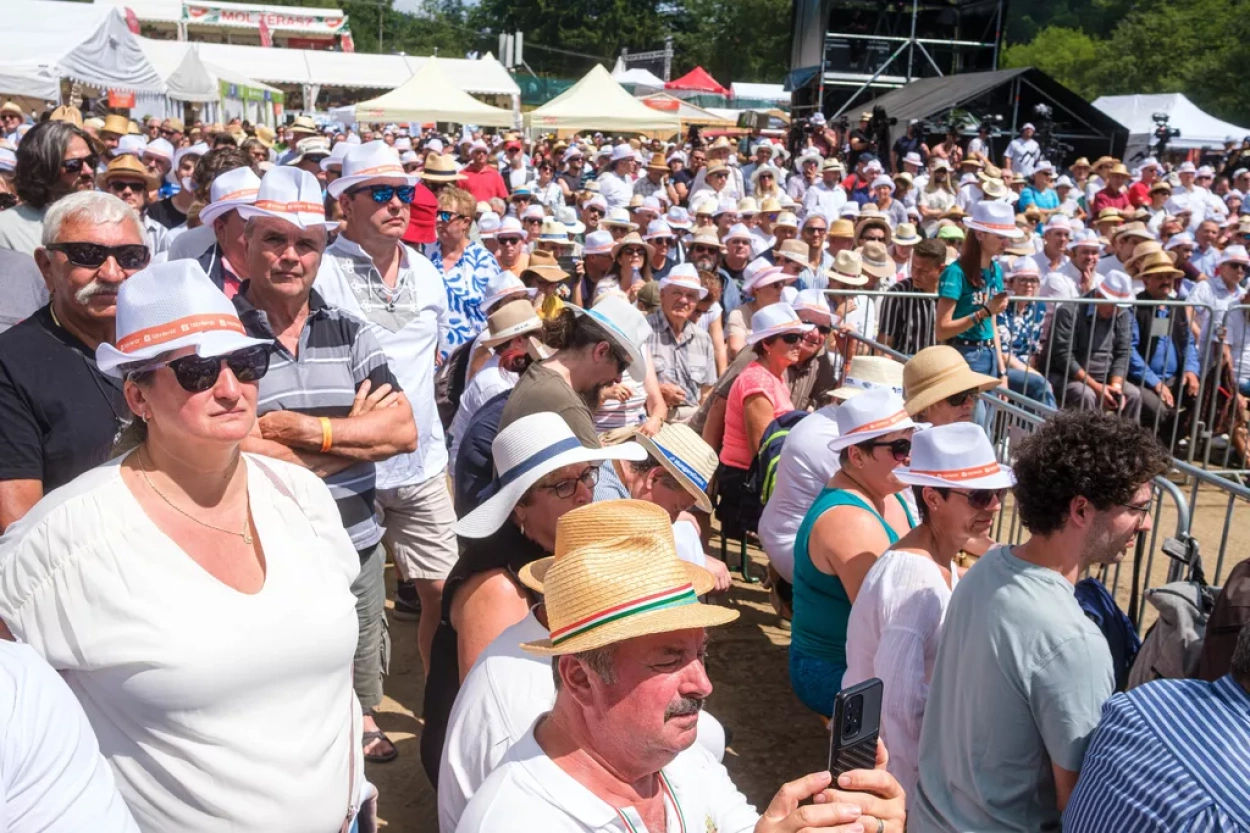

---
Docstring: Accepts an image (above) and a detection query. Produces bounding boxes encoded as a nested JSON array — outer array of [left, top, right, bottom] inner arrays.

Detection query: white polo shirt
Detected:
[[316, 236, 450, 487], [438, 611, 726, 833], [455, 722, 757, 833]]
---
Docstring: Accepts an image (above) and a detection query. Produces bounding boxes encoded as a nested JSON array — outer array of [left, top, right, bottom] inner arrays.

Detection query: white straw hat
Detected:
[[1096, 270, 1135, 307], [571, 293, 651, 373], [964, 200, 1025, 239], [829, 355, 905, 400], [142, 137, 174, 162], [741, 259, 792, 293], [326, 140, 420, 198], [96, 260, 272, 377], [482, 269, 534, 311], [320, 141, 352, 172], [555, 205, 585, 235], [745, 302, 814, 346], [828, 388, 919, 453], [601, 207, 638, 230], [198, 166, 262, 225], [634, 423, 718, 513], [236, 167, 338, 230], [893, 422, 1014, 490], [583, 230, 615, 256], [827, 249, 868, 286], [478, 210, 501, 238], [658, 262, 708, 299], [793, 287, 833, 324], [454, 412, 648, 538]]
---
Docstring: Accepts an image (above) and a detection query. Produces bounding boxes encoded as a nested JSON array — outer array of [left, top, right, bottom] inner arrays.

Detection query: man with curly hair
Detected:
[[912, 409, 1170, 833]]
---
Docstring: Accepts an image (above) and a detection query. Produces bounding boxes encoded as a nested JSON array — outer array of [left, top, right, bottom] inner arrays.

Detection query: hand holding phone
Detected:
[[828, 678, 883, 778]]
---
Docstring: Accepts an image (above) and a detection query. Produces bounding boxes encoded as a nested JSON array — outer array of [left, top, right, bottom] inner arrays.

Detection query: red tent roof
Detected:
[[665, 66, 729, 96]]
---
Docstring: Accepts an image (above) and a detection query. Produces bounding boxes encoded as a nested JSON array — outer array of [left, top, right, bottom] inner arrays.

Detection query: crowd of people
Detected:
[[0, 100, 1247, 833]]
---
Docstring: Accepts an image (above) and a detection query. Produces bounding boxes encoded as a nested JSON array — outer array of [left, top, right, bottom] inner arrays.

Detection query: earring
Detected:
[[141, 412, 149, 423]]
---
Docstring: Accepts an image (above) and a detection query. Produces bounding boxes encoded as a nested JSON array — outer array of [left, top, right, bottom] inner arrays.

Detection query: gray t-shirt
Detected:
[[912, 544, 1114, 833], [0, 249, 48, 333]]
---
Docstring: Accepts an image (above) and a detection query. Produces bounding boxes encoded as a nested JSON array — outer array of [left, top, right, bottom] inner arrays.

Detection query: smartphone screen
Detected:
[[828, 678, 883, 777]]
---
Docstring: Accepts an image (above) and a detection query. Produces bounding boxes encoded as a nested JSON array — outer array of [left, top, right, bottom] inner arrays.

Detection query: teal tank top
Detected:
[[790, 488, 915, 665]]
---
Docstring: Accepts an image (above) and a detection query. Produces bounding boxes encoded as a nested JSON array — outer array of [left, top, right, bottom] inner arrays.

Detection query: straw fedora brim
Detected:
[[481, 317, 542, 348], [520, 555, 713, 595], [859, 259, 895, 280], [893, 233, 921, 246], [568, 303, 646, 374], [612, 237, 654, 260], [826, 270, 868, 287], [98, 165, 160, 191], [454, 441, 649, 539], [522, 589, 739, 656], [634, 434, 715, 513], [904, 368, 999, 417], [421, 169, 467, 182], [894, 462, 1016, 490]]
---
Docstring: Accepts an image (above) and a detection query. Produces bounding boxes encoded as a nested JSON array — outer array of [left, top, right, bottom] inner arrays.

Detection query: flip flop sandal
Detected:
[[362, 729, 399, 764]]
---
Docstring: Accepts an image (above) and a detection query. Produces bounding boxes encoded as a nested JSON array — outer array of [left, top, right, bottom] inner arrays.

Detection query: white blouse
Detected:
[[0, 453, 364, 832], [843, 548, 958, 801]]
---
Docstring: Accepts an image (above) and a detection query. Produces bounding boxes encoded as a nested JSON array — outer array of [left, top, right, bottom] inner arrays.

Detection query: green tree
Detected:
[[1000, 26, 1104, 99]]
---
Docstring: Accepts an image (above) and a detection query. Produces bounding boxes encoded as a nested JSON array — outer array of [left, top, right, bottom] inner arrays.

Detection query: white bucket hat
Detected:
[[657, 262, 708, 299], [482, 270, 536, 310], [894, 422, 1014, 490], [454, 412, 648, 538], [964, 200, 1025, 239], [829, 355, 904, 400], [745, 302, 814, 346], [198, 166, 262, 225], [1095, 270, 1135, 307], [572, 294, 651, 373], [326, 140, 420, 198], [96, 260, 272, 377], [829, 388, 919, 453], [237, 167, 338, 230]]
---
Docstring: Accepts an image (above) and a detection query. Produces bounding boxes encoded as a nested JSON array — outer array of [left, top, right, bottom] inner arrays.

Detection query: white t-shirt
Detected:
[[843, 548, 958, 801], [317, 237, 451, 486], [1189, 276, 1245, 353], [1004, 138, 1040, 177], [456, 722, 754, 833], [438, 611, 726, 833], [0, 454, 364, 832], [758, 406, 841, 582], [802, 180, 847, 221], [0, 642, 139, 833], [1225, 305, 1250, 386], [449, 355, 518, 469], [164, 223, 216, 262]]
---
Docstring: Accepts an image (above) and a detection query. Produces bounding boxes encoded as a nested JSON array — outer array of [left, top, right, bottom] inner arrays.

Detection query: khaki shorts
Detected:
[[375, 476, 458, 581]]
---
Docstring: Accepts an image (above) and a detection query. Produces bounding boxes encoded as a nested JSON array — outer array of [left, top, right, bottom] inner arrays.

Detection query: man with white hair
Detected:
[[596, 144, 636, 211], [1003, 123, 1041, 177], [0, 192, 147, 530], [787, 150, 821, 203]]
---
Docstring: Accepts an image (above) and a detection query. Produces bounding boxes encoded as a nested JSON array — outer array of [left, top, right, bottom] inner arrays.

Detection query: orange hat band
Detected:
[[117, 314, 245, 354]]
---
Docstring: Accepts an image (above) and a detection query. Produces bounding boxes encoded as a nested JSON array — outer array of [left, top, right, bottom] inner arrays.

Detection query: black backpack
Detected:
[[739, 410, 809, 534], [1197, 557, 1250, 681], [434, 341, 475, 431]]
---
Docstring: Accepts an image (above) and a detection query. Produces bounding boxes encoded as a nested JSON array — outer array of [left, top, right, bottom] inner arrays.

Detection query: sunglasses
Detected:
[[864, 438, 912, 461], [803, 227, 827, 236], [62, 155, 99, 175], [769, 332, 803, 345], [763, 212, 780, 221], [946, 389, 978, 407], [651, 237, 674, 246], [585, 208, 604, 216], [952, 488, 1008, 511], [621, 246, 646, 257], [690, 245, 719, 255], [351, 184, 415, 204], [46, 242, 150, 270], [539, 466, 601, 499], [814, 324, 833, 336], [107, 180, 148, 195], [497, 236, 524, 246], [139, 345, 271, 393], [523, 218, 543, 226], [438, 210, 472, 223], [511, 194, 532, 201]]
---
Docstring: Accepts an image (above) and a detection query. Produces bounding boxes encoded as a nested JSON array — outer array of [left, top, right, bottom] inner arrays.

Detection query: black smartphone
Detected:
[[828, 677, 883, 777], [556, 254, 578, 276]]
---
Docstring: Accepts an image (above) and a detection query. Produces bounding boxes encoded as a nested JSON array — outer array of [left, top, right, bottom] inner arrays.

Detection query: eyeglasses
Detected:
[[814, 324, 833, 336], [802, 227, 827, 236], [763, 212, 780, 221], [585, 208, 604, 216], [497, 236, 524, 245], [769, 332, 803, 346], [952, 488, 1008, 511], [1119, 500, 1152, 528], [107, 180, 148, 195], [945, 389, 978, 408], [351, 184, 415, 204], [650, 237, 673, 246], [61, 154, 99, 175], [46, 242, 150, 270], [538, 466, 600, 499], [864, 438, 912, 462], [689, 245, 719, 255], [523, 218, 543, 226], [160, 129, 179, 137], [621, 246, 646, 257], [137, 345, 271, 393]]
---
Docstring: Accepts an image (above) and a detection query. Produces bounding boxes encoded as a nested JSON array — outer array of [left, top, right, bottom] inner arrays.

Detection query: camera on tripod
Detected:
[[1151, 112, 1181, 156]]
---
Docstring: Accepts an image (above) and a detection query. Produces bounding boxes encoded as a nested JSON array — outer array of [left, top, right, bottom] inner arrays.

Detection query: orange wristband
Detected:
[[319, 417, 333, 453]]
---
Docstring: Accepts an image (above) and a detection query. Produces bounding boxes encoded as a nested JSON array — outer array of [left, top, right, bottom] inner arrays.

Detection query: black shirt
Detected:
[[147, 197, 187, 230], [847, 129, 871, 171], [452, 389, 509, 517], [0, 305, 128, 492]]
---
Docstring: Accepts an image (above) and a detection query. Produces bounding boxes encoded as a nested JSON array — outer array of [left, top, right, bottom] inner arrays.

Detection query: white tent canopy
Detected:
[[611, 58, 665, 90], [331, 57, 513, 127], [730, 82, 790, 104], [1093, 93, 1250, 154], [138, 38, 219, 103], [0, 1, 164, 100], [526, 64, 681, 134]]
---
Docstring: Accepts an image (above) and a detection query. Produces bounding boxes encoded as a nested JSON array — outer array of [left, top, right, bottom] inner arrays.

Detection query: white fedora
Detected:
[[320, 141, 352, 172], [573, 293, 651, 373], [666, 206, 693, 230], [658, 262, 708, 299], [741, 259, 792, 294], [236, 167, 338, 231], [480, 299, 543, 348], [454, 412, 648, 538], [555, 205, 585, 235], [828, 388, 919, 453], [142, 137, 174, 162], [495, 216, 524, 239], [583, 230, 615, 256], [601, 207, 638, 230], [893, 422, 1015, 490], [326, 140, 420, 198], [478, 211, 501, 238], [609, 143, 634, 163], [198, 166, 262, 225], [96, 260, 272, 377], [482, 269, 535, 311], [1096, 270, 1135, 307], [964, 200, 1025, 239], [828, 355, 905, 400], [745, 302, 814, 346]]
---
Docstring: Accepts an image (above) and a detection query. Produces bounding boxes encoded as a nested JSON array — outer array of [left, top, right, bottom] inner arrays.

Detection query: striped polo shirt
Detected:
[[235, 286, 399, 552], [1063, 674, 1250, 832]]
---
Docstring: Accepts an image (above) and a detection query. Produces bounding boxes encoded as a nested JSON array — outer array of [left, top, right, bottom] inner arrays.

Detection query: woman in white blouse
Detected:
[[0, 261, 370, 832], [843, 422, 1014, 801]]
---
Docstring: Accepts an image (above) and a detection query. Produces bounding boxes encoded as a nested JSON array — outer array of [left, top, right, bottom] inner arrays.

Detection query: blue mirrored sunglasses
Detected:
[[351, 184, 415, 204]]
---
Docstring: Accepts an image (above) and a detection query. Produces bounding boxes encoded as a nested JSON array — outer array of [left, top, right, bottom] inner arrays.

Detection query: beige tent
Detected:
[[343, 56, 514, 127], [637, 93, 736, 129], [525, 64, 680, 134]]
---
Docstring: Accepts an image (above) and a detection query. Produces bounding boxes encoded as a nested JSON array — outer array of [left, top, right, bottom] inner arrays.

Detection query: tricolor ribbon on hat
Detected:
[[549, 583, 700, 647], [215, 188, 259, 203], [907, 462, 1004, 481], [847, 409, 910, 435]]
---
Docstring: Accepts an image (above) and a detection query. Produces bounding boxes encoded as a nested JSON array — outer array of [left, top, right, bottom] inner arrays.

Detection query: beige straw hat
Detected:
[[635, 424, 718, 513], [827, 249, 868, 286], [903, 345, 999, 417], [829, 355, 905, 400], [858, 241, 896, 280], [420, 153, 466, 182], [521, 533, 738, 656], [480, 299, 543, 349]]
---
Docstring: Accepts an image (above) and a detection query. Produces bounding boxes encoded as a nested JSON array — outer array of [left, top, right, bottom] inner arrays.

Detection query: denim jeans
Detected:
[[789, 648, 846, 718], [951, 343, 997, 426], [1007, 367, 1057, 409]]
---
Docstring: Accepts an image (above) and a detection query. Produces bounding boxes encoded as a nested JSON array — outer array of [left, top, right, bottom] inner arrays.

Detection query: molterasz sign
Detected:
[[183, 3, 350, 34]]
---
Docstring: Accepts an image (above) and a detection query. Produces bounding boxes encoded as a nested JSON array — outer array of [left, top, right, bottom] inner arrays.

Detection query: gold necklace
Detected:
[[137, 447, 253, 545]]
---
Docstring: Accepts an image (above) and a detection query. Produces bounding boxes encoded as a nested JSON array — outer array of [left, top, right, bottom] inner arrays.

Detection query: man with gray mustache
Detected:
[[0, 191, 148, 531]]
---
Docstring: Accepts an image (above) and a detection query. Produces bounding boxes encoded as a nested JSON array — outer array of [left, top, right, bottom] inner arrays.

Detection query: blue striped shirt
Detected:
[[1063, 675, 1250, 833]]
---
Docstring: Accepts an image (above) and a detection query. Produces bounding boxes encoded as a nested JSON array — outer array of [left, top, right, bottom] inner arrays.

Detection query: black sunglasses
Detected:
[[140, 345, 271, 393], [864, 438, 912, 462], [62, 155, 99, 175], [815, 324, 833, 336], [497, 236, 524, 245], [952, 488, 1008, 511], [690, 245, 719, 255], [769, 332, 803, 346], [803, 227, 827, 236], [107, 180, 148, 195], [46, 242, 150, 270], [946, 389, 978, 408], [351, 184, 415, 204], [437, 210, 469, 223]]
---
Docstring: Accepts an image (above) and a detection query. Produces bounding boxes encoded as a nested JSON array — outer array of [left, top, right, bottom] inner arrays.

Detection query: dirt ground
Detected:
[[366, 478, 1248, 830]]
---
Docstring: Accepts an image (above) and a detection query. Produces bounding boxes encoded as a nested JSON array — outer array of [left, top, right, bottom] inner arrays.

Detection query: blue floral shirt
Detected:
[[997, 301, 1046, 363], [425, 239, 500, 358]]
